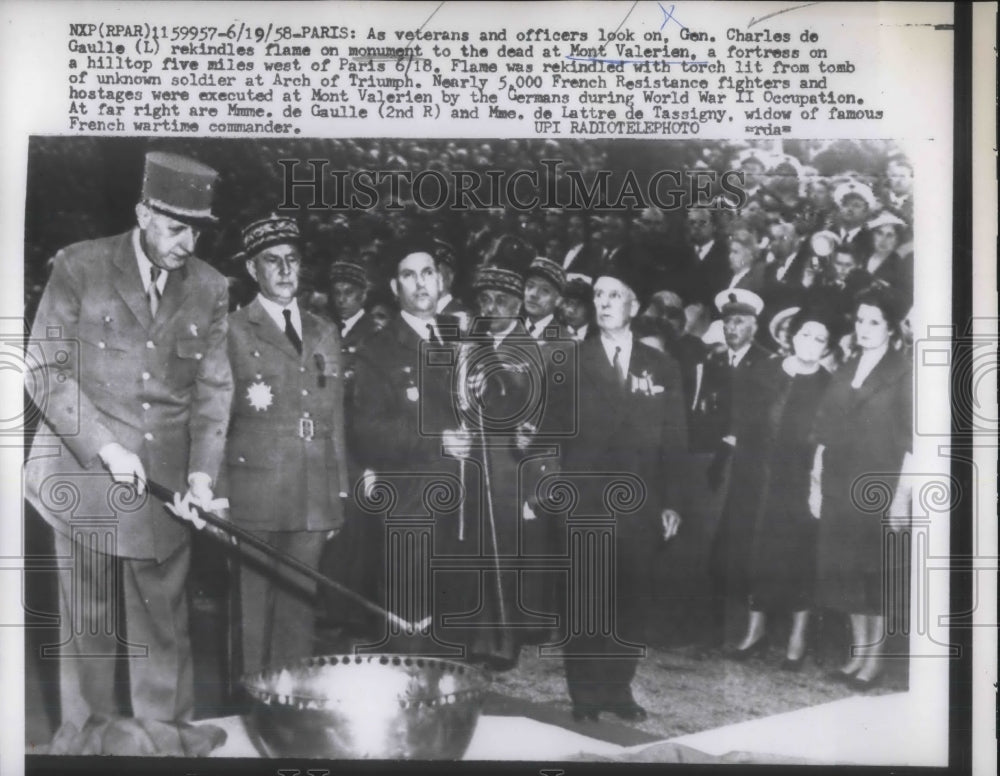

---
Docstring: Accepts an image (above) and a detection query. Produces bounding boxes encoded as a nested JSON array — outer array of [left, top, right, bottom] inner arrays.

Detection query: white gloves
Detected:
[[661, 509, 681, 541], [98, 442, 147, 494]]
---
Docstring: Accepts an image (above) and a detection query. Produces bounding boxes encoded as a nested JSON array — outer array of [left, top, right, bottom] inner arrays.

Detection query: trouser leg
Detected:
[[239, 530, 323, 674], [121, 541, 194, 722], [52, 529, 119, 729]]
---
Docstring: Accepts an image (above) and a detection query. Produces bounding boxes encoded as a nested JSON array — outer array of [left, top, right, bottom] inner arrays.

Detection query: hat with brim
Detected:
[[810, 230, 842, 257], [142, 151, 219, 226], [596, 259, 650, 308], [241, 214, 300, 257], [562, 278, 594, 304], [866, 211, 907, 233], [833, 180, 877, 209], [715, 288, 764, 318], [768, 306, 800, 345]]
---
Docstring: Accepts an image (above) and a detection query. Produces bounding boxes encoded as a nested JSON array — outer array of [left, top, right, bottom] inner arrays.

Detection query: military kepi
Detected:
[[472, 263, 525, 297], [242, 214, 301, 256], [141, 151, 219, 225], [330, 260, 368, 289]]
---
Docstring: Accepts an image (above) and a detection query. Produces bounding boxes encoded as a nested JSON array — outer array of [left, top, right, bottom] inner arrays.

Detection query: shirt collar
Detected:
[[132, 228, 168, 294], [696, 238, 715, 260], [492, 319, 517, 348], [400, 308, 436, 341], [257, 293, 301, 334], [728, 342, 752, 366], [340, 308, 365, 335], [729, 266, 751, 287], [529, 313, 554, 339], [600, 329, 633, 369]]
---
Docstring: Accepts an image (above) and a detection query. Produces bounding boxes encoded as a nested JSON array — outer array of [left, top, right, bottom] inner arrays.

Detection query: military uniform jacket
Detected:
[[24, 230, 233, 561], [222, 298, 348, 532]]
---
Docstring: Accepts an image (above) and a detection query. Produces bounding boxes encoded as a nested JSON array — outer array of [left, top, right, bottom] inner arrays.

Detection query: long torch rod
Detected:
[[146, 478, 427, 633]]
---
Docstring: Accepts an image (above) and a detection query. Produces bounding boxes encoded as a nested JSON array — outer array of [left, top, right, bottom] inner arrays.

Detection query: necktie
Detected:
[[283, 309, 302, 355], [147, 266, 162, 317], [427, 322, 442, 345], [730, 352, 737, 367], [613, 345, 627, 386]]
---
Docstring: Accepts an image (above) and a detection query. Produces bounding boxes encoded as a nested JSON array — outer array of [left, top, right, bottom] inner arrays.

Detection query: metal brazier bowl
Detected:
[[242, 654, 488, 760]]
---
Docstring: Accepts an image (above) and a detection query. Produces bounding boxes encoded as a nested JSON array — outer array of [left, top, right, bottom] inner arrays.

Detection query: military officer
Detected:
[[330, 259, 379, 349], [24, 151, 233, 725], [443, 261, 568, 669], [696, 289, 773, 645], [831, 180, 878, 259], [522, 256, 568, 341], [219, 214, 349, 673]]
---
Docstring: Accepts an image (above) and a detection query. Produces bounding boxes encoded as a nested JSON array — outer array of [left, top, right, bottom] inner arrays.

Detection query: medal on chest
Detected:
[[246, 379, 274, 412]]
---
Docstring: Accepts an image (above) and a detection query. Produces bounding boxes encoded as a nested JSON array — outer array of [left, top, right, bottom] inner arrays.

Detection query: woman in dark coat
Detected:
[[726, 308, 835, 666], [810, 285, 912, 689], [863, 212, 912, 306]]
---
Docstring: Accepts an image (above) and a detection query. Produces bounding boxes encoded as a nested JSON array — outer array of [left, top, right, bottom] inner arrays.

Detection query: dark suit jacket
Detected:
[[222, 298, 348, 532], [674, 238, 732, 307], [561, 337, 688, 517], [837, 225, 874, 259], [867, 251, 913, 304], [24, 230, 233, 561], [762, 245, 813, 312], [349, 314, 459, 485], [688, 341, 773, 453]]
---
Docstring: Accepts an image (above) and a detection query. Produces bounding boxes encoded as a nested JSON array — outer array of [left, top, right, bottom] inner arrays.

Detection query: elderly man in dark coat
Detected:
[[218, 214, 349, 674], [557, 261, 687, 722], [24, 152, 233, 725]]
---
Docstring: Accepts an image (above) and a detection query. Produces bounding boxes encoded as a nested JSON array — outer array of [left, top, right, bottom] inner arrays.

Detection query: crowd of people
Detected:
[[24, 138, 915, 739]]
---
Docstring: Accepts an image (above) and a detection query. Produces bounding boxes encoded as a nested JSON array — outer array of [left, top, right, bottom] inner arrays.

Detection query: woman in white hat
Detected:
[[863, 211, 913, 304]]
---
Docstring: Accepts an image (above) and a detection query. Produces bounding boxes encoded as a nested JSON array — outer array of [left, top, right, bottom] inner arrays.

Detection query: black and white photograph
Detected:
[[0, 2, 994, 774], [15, 134, 939, 763]]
